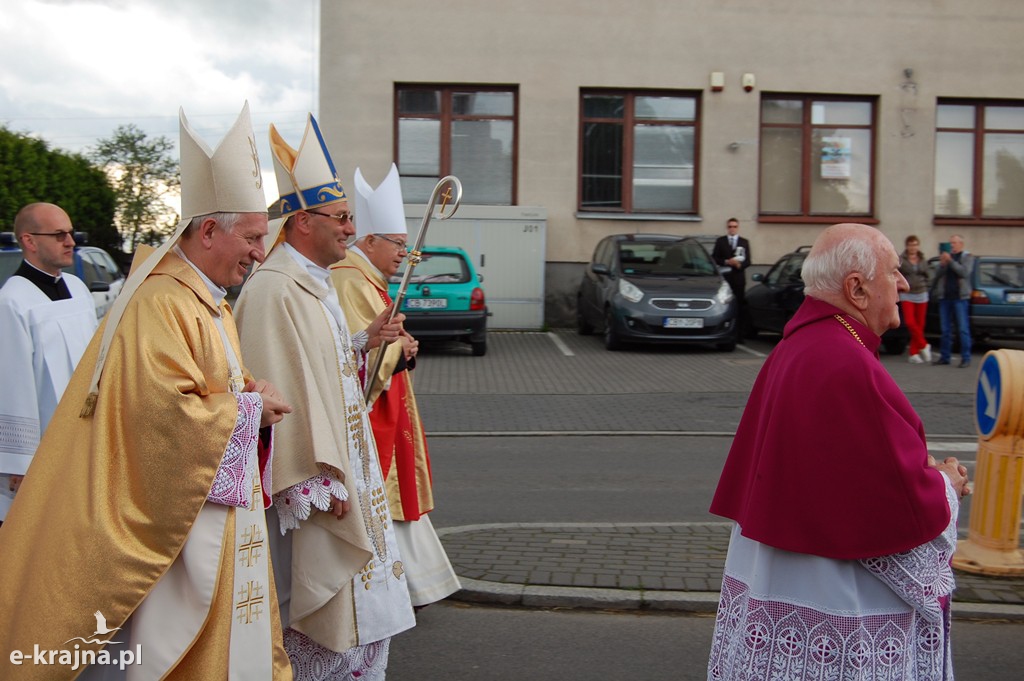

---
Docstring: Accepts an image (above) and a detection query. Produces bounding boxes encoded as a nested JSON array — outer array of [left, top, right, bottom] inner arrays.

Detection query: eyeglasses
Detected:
[[28, 230, 75, 242], [307, 210, 354, 225], [375, 234, 408, 251]]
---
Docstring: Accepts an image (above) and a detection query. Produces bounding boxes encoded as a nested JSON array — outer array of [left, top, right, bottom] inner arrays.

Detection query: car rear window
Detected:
[[393, 252, 471, 284], [978, 261, 1024, 289]]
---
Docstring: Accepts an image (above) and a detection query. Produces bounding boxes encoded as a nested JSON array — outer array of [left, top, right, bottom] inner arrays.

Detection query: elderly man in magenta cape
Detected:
[[708, 223, 970, 681]]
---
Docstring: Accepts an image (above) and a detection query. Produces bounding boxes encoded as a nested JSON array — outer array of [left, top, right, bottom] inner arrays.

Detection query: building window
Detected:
[[935, 100, 1024, 221], [579, 90, 700, 215], [395, 84, 517, 205], [759, 95, 876, 220]]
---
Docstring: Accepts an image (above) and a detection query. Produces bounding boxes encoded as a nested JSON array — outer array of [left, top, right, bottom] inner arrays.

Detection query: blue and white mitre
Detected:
[[269, 114, 348, 217]]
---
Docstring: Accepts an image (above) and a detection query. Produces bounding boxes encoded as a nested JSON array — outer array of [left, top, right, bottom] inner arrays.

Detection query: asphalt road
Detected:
[[384, 331, 1024, 680]]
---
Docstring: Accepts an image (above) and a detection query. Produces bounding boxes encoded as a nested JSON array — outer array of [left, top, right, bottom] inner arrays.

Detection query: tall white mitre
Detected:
[[81, 102, 266, 416], [179, 101, 268, 219], [354, 163, 407, 238]]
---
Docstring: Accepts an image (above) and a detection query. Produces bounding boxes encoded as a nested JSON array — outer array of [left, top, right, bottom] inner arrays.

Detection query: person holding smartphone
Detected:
[[933, 234, 975, 368]]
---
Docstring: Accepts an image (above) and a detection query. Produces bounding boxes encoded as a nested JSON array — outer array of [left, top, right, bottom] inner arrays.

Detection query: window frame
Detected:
[[393, 83, 519, 205], [758, 93, 878, 224], [934, 98, 1024, 227], [577, 88, 702, 217]]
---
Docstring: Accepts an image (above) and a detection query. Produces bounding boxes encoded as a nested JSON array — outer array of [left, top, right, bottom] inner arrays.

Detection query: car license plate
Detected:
[[1008, 292, 1024, 304], [406, 298, 447, 309], [663, 317, 703, 329]]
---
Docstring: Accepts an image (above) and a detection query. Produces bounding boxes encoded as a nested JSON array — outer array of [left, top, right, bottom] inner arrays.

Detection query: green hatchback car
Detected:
[[388, 245, 489, 356]]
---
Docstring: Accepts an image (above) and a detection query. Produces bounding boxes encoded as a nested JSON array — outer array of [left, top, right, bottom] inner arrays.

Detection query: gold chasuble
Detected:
[[330, 250, 434, 520], [0, 253, 291, 680]]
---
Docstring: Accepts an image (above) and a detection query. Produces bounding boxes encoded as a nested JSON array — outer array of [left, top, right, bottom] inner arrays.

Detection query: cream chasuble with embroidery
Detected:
[[235, 244, 414, 656]]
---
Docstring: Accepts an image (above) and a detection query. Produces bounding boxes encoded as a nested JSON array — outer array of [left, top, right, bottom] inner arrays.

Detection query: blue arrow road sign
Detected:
[[976, 353, 1002, 438]]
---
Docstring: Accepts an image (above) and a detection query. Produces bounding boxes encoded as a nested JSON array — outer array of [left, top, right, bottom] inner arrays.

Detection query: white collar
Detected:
[[24, 259, 64, 282], [174, 245, 227, 305], [282, 242, 330, 290]]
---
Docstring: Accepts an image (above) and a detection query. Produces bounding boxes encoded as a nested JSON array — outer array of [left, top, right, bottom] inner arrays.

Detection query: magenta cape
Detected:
[[710, 297, 950, 560]]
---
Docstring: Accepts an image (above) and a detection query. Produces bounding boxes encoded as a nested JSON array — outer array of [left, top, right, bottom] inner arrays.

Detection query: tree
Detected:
[[91, 125, 180, 252], [0, 126, 118, 253]]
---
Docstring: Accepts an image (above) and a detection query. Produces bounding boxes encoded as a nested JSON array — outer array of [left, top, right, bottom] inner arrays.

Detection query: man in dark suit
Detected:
[[712, 217, 751, 302]]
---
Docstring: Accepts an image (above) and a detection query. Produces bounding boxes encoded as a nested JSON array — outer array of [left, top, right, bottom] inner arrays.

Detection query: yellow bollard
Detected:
[[952, 349, 1024, 576]]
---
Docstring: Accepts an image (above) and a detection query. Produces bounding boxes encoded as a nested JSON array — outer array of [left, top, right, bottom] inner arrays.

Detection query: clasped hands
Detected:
[[929, 455, 971, 498], [244, 379, 292, 428]]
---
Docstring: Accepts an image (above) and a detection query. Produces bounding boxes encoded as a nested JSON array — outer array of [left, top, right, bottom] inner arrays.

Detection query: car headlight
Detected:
[[714, 281, 734, 306], [618, 278, 644, 303]]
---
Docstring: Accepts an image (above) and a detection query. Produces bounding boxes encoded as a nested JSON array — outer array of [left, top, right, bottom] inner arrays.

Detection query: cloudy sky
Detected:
[[0, 0, 320, 203]]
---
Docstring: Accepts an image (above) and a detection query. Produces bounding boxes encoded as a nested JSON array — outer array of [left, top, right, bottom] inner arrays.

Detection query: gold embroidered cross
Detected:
[[236, 580, 265, 624], [250, 471, 263, 512], [238, 524, 264, 568]]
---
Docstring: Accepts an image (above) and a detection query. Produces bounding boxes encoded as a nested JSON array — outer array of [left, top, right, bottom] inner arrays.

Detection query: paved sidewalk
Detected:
[[437, 522, 1024, 621], [417, 332, 1024, 621]]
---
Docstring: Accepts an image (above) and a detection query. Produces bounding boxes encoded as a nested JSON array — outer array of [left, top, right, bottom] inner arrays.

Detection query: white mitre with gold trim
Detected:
[[354, 163, 407, 238], [82, 101, 266, 415], [179, 101, 267, 219]]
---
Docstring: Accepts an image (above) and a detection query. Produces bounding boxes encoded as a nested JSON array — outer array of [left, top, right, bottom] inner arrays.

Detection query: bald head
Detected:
[[803, 223, 907, 334], [13, 203, 69, 239], [12, 202, 76, 275]]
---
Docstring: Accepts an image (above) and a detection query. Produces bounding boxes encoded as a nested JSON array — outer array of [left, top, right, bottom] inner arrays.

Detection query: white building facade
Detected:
[[321, 0, 1024, 327]]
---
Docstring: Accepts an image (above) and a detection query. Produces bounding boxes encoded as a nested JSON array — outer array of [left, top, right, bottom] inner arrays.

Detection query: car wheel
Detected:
[[576, 298, 594, 335], [604, 308, 623, 351], [471, 338, 487, 356]]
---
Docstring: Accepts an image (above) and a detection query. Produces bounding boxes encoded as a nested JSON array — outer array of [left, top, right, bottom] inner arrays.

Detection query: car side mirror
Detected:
[[89, 281, 111, 293], [751, 272, 764, 282], [591, 263, 610, 276], [477, 273, 484, 283]]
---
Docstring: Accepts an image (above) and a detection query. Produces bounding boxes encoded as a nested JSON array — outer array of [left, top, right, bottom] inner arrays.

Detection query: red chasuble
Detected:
[[710, 296, 950, 560]]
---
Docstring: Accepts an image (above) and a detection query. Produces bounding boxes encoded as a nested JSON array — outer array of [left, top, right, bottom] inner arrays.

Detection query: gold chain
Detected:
[[833, 314, 865, 347]]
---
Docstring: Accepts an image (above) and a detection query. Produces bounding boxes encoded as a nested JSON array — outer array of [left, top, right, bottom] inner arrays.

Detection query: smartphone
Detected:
[[939, 242, 952, 254]]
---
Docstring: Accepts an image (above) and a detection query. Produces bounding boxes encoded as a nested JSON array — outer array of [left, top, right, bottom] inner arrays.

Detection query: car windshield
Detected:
[[617, 240, 717, 277], [391, 252, 470, 284]]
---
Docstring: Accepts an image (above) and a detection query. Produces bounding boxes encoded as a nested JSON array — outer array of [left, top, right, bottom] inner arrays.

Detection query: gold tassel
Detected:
[[80, 392, 98, 418]]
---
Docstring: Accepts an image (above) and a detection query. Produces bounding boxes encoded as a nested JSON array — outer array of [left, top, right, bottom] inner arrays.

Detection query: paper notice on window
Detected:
[[821, 136, 852, 179]]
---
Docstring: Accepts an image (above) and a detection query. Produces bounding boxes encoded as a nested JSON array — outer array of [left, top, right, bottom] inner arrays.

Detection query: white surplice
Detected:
[[708, 478, 960, 681], [0, 273, 96, 519]]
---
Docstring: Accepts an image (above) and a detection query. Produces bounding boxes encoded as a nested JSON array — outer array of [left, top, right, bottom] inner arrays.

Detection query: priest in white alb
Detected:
[[0, 202, 97, 521]]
